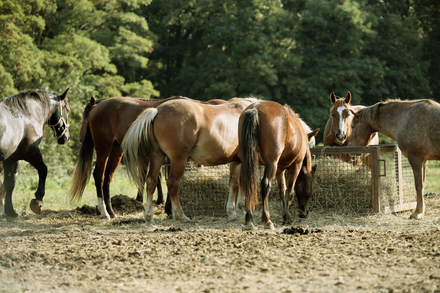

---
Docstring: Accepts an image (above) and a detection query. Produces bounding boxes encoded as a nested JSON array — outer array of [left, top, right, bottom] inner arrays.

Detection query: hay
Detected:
[[311, 156, 372, 212], [178, 164, 230, 213], [178, 151, 417, 215]]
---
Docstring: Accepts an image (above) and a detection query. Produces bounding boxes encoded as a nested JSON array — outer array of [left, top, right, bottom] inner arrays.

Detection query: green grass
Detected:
[[10, 162, 166, 215], [7, 158, 440, 215]]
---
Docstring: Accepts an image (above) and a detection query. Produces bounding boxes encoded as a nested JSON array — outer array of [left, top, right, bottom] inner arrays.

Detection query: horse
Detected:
[[121, 97, 258, 223], [69, 96, 187, 220], [0, 89, 70, 219], [349, 98, 440, 220], [324, 91, 379, 146], [323, 91, 379, 167], [238, 101, 319, 230]]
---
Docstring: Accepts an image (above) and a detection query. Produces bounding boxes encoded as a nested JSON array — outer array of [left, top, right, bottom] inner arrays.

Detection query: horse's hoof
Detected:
[[409, 212, 424, 220], [181, 216, 190, 223], [227, 210, 238, 219], [264, 222, 275, 230], [30, 199, 43, 214], [242, 224, 254, 230]]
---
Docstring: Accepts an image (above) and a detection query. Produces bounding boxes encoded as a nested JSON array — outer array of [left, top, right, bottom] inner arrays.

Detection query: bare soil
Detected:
[[1, 195, 440, 293]]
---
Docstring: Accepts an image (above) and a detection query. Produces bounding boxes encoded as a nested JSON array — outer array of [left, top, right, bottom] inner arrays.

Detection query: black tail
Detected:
[[240, 109, 260, 211], [69, 125, 95, 201]]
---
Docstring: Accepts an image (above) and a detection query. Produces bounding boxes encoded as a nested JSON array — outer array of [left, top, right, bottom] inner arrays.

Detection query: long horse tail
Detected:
[[121, 108, 158, 192], [240, 109, 260, 211], [69, 124, 95, 201]]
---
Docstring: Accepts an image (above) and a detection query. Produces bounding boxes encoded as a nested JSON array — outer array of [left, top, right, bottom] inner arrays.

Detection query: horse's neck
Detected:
[[27, 99, 53, 126], [370, 105, 400, 141]]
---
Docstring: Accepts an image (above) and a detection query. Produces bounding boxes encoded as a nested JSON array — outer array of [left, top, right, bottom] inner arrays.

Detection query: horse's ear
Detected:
[[308, 128, 320, 140], [345, 91, 352, 104], [59, 88, 69, 100], [312, 164, 317, 174], [349, 109, 358, 117], [330, 92, 337, 104], [89, 97, 95, 106]]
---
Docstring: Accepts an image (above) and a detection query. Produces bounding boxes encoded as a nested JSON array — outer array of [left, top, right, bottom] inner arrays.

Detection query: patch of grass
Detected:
[[10, 162, 167, 215], [425, 160, 440, 194]]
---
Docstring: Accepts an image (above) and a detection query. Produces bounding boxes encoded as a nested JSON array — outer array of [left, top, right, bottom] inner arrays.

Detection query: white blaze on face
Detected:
[[337, 106, 346, 135]]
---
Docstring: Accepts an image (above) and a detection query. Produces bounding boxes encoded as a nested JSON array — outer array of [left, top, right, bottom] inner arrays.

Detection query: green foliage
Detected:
[[0, 0, 438, 163]]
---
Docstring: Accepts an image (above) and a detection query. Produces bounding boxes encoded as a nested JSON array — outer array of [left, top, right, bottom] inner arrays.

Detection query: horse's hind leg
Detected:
[[261, 164, 277, 229], [102, 147, 125, 218], [166, 158, 190, 222], [2, 161, 21, 219], [407, 152, 426, 219], [93, 152, 111, 220]]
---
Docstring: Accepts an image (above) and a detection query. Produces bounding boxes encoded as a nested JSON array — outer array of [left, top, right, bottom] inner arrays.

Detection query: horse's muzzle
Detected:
[[335, 133, 347, 145]]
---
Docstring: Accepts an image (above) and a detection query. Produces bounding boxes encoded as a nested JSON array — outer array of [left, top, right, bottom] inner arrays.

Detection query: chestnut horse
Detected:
[[121, 98, 257, 223], [349, 98, 440, 220], [324, 91, 379, 146], [0, 89, 70, 219], [323, 91, 379, 167], [239, 101, 319, 230], [69, 96, 184, 219]]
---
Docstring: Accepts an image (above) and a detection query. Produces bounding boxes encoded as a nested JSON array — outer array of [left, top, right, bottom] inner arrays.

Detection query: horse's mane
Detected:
[[2, 89, 55, 115]]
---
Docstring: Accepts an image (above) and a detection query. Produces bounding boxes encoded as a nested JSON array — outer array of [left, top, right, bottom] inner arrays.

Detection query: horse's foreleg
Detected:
[[166, 159, 189, 222], [25, 149, 46, 215], [227, 162, 241, 218], [286, 162, 302, 222], [407, 153, 426, 220], [261, 164, 276, 230], [276, 169, 287, 208]]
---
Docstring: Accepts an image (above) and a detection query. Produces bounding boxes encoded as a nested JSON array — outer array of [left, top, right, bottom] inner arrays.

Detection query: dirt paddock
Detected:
[[1, 194, 440, 293]]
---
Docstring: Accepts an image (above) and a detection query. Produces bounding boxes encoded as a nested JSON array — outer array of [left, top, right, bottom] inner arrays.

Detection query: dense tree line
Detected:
[[0, 0, 438, 162]]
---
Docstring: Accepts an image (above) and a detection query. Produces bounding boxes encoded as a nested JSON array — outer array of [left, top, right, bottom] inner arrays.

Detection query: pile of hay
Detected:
[[178, 164, 230, 215], [178, 155, 416, 215], [311, 156, 415, 213]]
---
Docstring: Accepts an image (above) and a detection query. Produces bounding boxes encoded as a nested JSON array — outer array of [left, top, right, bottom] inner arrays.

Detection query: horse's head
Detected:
[[348, 109, 375, 146], [329, 91, 352, 145], [48, 88, 70, 144], [79, 97, 96, 143], [294, 164, 317, 218]]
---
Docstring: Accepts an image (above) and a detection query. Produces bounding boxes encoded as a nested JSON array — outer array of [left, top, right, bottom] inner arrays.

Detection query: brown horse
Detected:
[[239, 101, 319, 230], [69, 96, 184, 219], [121, 97, 258, 223], [349, 98, 440, 220], [324, 91, 379, 146]]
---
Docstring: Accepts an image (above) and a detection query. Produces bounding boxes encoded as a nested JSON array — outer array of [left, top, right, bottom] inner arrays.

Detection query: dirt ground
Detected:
[[1, 194, 440, 293]]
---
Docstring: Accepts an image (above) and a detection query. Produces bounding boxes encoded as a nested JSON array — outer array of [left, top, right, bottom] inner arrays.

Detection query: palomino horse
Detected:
[[122, 98, 257, 223], [239, 101, 319, 230], [0, 89, 70, 219], [349, 98, 440, 220], [69, 96, 185, 219]]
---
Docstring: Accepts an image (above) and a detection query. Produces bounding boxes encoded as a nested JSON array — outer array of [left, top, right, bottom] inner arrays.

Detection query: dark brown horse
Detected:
[[239, 101, 319, 230], [122, 98, 257, 223], [349, 98, 440, 220], [0, 89, 70, 219], [69, 96, 184, 219]]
